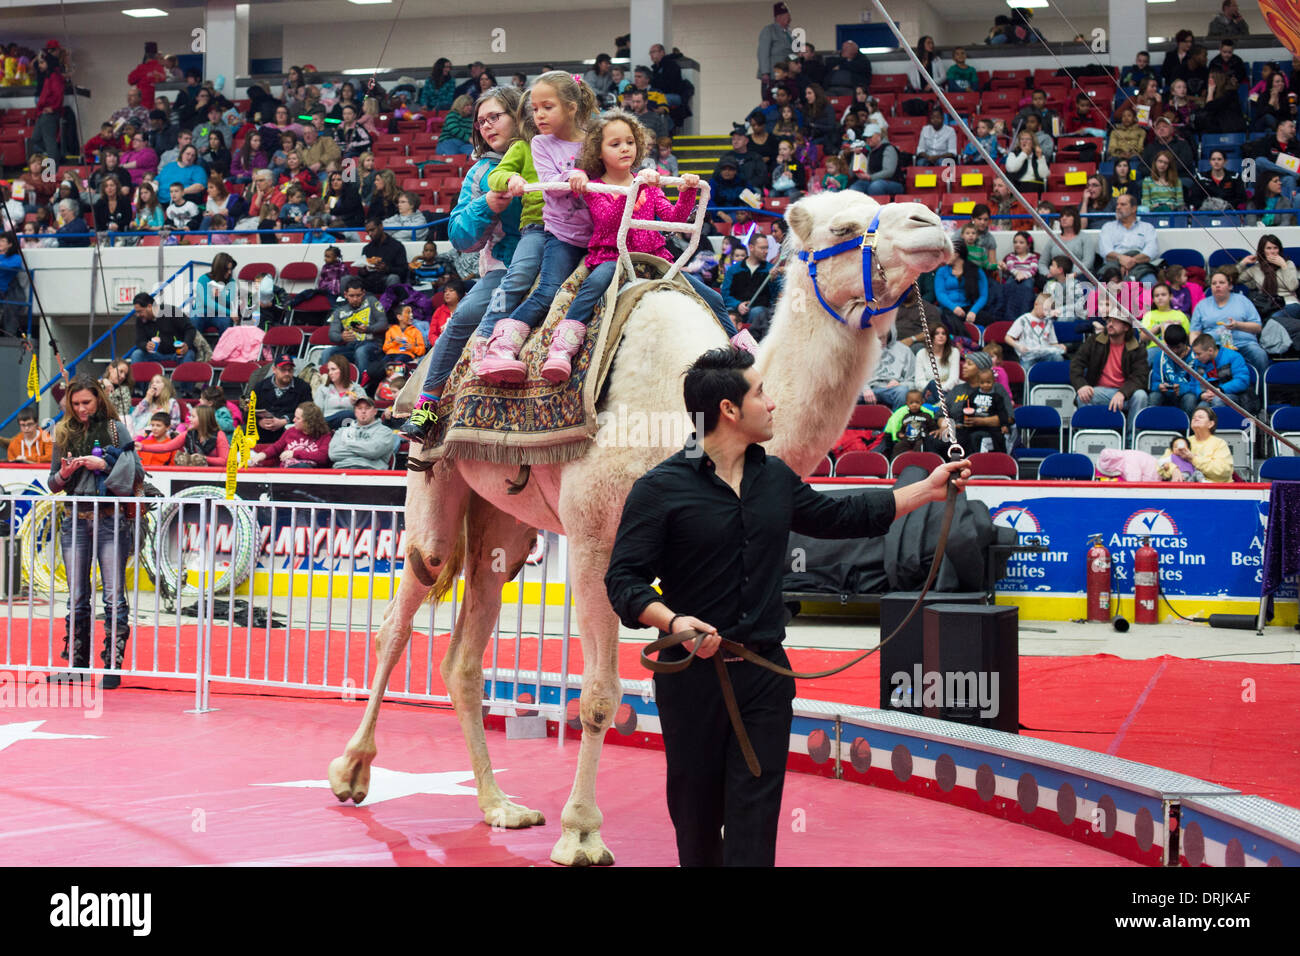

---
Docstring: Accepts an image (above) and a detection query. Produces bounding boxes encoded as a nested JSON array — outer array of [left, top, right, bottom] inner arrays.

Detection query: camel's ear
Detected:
[[787, 201, 814, 245]]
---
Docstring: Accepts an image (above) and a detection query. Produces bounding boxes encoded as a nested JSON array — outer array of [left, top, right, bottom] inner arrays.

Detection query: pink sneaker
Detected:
[[540, 319, 587, 384], [730, 328, 759, 354], [475, 319, 530, 385]]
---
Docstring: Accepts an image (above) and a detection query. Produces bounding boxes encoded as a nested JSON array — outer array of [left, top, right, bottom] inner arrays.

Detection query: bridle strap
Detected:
[[796, 210, 908, 329]]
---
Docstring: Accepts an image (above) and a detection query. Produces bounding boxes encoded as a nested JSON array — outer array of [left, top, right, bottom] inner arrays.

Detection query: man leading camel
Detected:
[[605, 347, 969, 867]]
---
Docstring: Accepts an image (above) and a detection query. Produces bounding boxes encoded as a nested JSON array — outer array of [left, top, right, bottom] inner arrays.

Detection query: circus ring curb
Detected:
[[478, 670, 1300, 868]]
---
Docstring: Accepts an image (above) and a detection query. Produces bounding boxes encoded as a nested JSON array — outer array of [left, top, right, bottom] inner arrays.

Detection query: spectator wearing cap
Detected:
[[1070, 308, 1150, 433], [848, 125, 903, 196], [824, 40, 871, 97], [252, 355, 312, 445], [758, 4, 794, 98], [146, 109, 178, 156], [1139, 116, 1196, 193], [709, 155, 749, 219], [714, 124, 768, 192], [914, 108, 958, 166], [329, 395, 398, 470]]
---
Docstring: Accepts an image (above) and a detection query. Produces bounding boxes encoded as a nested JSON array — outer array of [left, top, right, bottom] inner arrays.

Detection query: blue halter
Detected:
[[795, 210, 907, 329]]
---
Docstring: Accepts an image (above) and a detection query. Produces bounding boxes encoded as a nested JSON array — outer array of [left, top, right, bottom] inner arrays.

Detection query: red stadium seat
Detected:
[[834, 450, 889, 477]]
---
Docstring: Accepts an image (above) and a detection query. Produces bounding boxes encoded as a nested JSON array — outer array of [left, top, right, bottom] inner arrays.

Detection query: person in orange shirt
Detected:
[[7, 409, 53, 463], [383, 305, 427, 362], [135, 412, 179, 467]]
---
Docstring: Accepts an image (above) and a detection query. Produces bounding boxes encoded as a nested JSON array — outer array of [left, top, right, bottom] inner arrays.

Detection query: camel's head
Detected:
[[784, 191, 951, 329]]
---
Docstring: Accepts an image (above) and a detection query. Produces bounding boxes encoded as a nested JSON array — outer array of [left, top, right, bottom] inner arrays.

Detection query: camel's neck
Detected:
[[759, 297, 892, 477]]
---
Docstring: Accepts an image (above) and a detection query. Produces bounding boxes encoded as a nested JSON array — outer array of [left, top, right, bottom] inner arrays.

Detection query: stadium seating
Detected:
[[1037, 452, 1095, 480]]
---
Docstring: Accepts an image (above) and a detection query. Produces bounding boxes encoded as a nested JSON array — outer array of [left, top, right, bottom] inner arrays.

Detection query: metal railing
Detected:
[[0, 491, 573, 730]]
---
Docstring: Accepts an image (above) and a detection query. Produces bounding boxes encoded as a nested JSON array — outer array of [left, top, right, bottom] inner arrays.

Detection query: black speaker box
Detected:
[[921, 603, 1019, 733], [879, 590, 987, 711]]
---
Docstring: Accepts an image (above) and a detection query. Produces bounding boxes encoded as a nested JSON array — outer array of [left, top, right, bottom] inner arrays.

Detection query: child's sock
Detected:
[[415, 390, 438, 407]]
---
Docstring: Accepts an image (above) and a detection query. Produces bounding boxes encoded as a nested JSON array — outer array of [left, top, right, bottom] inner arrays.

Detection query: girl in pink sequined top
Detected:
[[542, 111, 754, 383]]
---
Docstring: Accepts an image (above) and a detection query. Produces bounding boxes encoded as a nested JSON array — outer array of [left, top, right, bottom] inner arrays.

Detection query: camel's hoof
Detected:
[[550, 828, 615, 867], [484, 802, 546, 829], [328, 754, 372, 805]]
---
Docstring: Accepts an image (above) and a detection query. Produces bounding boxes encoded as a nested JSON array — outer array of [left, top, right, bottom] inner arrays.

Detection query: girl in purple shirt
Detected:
[[477, 72, 598, 385]]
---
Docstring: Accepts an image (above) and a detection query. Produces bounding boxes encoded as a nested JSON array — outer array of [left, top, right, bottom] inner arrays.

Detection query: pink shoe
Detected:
[[476, 319, 530, 385], [730, 328, 759, 354], [540, 319, 587, 384]]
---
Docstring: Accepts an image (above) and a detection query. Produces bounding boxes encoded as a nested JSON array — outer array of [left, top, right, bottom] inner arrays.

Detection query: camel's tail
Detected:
[[431, 512, 467, 605]]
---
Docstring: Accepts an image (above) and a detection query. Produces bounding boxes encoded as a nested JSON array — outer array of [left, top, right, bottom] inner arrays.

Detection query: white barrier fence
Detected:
[[0, 493, 574, 733]]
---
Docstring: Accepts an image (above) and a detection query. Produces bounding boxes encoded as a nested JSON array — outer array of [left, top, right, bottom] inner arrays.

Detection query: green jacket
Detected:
[[487, 140, 543, 228]]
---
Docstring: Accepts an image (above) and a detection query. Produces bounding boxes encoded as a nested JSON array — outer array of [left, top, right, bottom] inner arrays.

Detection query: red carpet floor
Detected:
[[0, 691, 1133, 867], [5, 617, 1298, 809]]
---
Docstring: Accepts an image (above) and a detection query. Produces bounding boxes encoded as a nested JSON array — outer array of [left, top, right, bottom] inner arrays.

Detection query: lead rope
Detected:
[[914, 281, 965, 461]]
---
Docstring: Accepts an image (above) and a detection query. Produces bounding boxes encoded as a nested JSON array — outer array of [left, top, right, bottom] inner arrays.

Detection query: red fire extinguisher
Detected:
[[1086, 534, 1111, 622], [1134, 536, 1159, 625]]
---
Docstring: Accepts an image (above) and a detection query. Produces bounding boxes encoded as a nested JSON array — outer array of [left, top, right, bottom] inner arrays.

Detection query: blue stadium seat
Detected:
[[1259, 457, 1300, 481], [1052, 320, 1082, 344], [1038, 452, 1095, 480], [1132, 406, 1190, 458], [1208, 248, 1251, 269], [1010, 404, 1063, 473], [1161, 248, 1206, 270], [1264, 361, 1300, 410], [1201, 132, 1248, 150]]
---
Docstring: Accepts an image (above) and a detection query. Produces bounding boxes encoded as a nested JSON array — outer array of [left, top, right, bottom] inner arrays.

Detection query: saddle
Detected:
[[404, 253, 726, 467]]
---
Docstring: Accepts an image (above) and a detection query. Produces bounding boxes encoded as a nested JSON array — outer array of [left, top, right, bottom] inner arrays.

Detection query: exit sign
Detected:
[[112, 278, 144, 310]]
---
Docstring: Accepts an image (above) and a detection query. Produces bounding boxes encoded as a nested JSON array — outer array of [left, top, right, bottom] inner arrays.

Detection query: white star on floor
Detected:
[[0, 720, 104, 753], [255, 767, 500, 806]]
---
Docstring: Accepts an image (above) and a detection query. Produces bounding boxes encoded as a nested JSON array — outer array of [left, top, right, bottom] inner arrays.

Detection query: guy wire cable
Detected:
[[869, 0, 1300, 455]]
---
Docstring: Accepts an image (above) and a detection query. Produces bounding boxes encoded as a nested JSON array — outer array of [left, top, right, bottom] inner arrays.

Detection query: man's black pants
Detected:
[[653, 642, 796, 867]]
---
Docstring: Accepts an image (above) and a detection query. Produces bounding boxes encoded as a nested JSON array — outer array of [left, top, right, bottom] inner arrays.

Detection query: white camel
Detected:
[[327, 190, 952, 865]]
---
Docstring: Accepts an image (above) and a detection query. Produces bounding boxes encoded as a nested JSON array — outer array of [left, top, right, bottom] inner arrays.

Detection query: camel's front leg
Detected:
[[441, 498, 545, 829], [550, 541, 620, 866], [328, 569, 430, 803]]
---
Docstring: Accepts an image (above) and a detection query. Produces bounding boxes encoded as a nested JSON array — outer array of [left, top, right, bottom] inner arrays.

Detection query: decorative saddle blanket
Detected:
[[406, 253, 724, 466]]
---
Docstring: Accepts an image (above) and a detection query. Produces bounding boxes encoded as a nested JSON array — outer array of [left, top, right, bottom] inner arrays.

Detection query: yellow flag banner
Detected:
[[225, 433, 241, 499], [26, 353, 38, 399]]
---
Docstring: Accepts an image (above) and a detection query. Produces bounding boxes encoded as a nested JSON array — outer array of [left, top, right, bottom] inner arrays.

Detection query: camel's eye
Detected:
[[830, 223, 857, 238]]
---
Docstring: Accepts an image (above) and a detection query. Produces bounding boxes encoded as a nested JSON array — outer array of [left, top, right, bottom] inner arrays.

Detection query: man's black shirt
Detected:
[[605, 442, 896, 647]]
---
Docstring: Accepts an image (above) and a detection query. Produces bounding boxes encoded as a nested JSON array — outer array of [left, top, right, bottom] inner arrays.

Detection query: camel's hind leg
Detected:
[[329, 468, 469, 804], [440, 494, 545, 829]]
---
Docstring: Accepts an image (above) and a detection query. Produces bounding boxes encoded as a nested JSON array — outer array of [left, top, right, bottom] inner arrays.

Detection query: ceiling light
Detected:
[[1146, 0, 1177, 4], [1007, 1, 1047, 8], [347, 0, 393, 5], [122, 8, 169, 16], [1148, 36, 1167, 43], [860, 47, 895, 55]]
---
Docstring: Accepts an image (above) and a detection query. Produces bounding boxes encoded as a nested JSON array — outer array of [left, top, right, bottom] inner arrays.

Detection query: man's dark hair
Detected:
[[1137, 50, 1150, 59], [185, 68, 201, 81], [1164, 324, 1189, 348], [1051, 255, 1073, 274], [634, 65, 652, 78], [1221, 38, 1235, 48], [133, 291, 155, 307], [343, 277, 365, 293], [17, 407, 36, 422], [149, 411, 171, 426], [684, 347, 756, 436], [595, 53, 612, 67], [1193, 332, 1218, 351], [364, 216, 384, 229]]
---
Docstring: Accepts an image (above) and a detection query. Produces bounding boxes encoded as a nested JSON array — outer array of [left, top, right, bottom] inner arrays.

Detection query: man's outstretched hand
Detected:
[[923, 458, 971, 501]]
